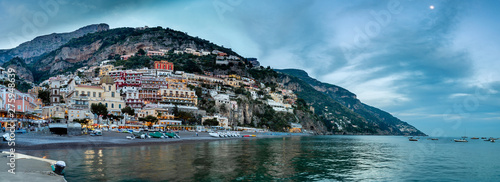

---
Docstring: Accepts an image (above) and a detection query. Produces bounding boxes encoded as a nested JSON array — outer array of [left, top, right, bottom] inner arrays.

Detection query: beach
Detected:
[[1, 131, 311, 150]]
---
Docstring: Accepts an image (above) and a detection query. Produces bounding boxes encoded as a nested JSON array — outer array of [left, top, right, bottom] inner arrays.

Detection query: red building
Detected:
[[154, 61, 174, 71], [109, 70, 142, 88]]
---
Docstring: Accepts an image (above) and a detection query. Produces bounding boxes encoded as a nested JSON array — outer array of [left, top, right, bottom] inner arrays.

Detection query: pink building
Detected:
[[0, 85, 37, 113]]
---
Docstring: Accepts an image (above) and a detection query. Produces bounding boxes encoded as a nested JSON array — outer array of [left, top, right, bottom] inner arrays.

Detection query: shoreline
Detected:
[[1, 131, 312, 150]]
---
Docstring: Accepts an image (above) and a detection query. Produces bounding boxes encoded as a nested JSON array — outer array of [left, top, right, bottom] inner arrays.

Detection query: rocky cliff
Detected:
[[0, 23, 109, 64]]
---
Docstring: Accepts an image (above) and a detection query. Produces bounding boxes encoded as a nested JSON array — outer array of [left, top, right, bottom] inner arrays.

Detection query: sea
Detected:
[[23, 136, 500, 181]]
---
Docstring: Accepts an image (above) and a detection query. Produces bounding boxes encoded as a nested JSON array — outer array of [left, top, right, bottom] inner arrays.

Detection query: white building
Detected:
[[213, 94, 230, 106], [267, 99, 293, 113]]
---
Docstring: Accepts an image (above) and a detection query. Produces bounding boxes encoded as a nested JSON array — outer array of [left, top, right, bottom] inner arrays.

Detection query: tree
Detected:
[[121, 106, 135, 116], [176, 111, 193, 124], [203, 118, 219, 126], [139, 115, 159, 128], [91, 103, 108, 119], [219, 104, 228, 113], [38, 90, 50, 105], [173, 105, 179, 116], [137, 49, 146, 56], [73, 119, 90, 125]]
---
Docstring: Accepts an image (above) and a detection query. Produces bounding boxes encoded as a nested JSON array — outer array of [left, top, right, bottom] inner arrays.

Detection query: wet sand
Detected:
[[1, 131, 311, 150]]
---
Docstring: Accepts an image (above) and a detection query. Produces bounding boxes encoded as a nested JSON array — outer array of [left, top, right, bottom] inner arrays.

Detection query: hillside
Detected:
[[276, 69, 425, 136], [7, 26, 240, 83], [0, 23, 109, 64], [1, 25, 425, 135]]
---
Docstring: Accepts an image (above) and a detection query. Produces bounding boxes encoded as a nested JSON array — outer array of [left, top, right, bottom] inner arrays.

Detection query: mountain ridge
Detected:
[[276, 69, 425, 136], [0, 23, 109, 64]]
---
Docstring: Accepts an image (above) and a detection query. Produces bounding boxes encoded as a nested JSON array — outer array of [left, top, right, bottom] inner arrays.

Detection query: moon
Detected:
[[430, 5, 435, 10]]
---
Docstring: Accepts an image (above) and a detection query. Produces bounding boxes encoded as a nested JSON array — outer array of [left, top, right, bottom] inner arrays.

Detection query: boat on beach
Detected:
[[90, 129, 102, 136], [2, 133, 10, 141], [209, 131, 240, 138]]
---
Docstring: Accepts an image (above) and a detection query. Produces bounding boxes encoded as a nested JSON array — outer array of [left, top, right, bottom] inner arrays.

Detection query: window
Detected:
[[76, 91, 79, 95], [17, 105, 21, 110], [93, 92, 96, 97], [87, 91, 90, 96], [99, 92, 102, 97], [112, 92, 115, 97], [111, 104, 114, 108], [108, 86, 111, 91], [105, 103, 108, 107]]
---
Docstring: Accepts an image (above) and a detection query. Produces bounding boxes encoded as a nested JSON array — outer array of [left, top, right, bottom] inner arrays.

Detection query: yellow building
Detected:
[[99, 65, 115, 76], [158, 88, 198, 106], [69, 75, 125, 115], [28, 86, 44, 97]]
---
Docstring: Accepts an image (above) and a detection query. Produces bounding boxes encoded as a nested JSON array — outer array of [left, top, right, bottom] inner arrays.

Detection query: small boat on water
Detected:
[[431, 138, 439, 140], [408, 137, 418, 141], [481, 137, 487, 139], [471, 137, 479, 139], [454, 139, 468, 142]]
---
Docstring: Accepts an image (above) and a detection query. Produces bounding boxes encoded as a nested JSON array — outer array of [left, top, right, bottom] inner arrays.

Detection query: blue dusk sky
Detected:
[[0, 0, 499, 137]]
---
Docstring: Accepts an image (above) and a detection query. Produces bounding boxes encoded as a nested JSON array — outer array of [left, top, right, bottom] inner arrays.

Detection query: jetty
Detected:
[[0, 151, 66, 182]]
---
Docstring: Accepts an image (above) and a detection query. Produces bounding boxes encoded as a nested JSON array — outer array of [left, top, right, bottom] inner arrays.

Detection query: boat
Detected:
[[209, 132, 220, 137], [491, 139, 495, 143], [164, 132, 180, 138], [409, 137, 418, 141], [2, 133, 10, 141], [431, 138, 439, 140], [149, 132, 166, 138], [454, 139, 468, 142], [471, 137, 479, 139], [90, 129, 102, 136], [481, 137, 487, 139], [133, 132, 150, 139]]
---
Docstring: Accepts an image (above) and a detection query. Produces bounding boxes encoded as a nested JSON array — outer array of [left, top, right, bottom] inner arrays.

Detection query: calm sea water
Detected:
[[23, 136, 500, 181]]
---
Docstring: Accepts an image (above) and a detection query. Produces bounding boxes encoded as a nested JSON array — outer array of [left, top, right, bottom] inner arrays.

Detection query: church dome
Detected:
[[100, 75, 114, 85]]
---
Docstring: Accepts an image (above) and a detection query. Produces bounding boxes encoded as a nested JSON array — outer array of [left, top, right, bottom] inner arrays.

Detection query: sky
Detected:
[[1, 0, 499, 137]]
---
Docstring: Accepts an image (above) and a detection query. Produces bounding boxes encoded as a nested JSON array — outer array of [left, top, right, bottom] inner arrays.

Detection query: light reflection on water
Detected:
[[23, 136, 500, 181]]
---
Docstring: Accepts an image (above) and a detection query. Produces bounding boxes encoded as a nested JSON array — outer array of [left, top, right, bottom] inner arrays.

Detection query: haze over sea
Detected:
[[24, 136, 500, 181]]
